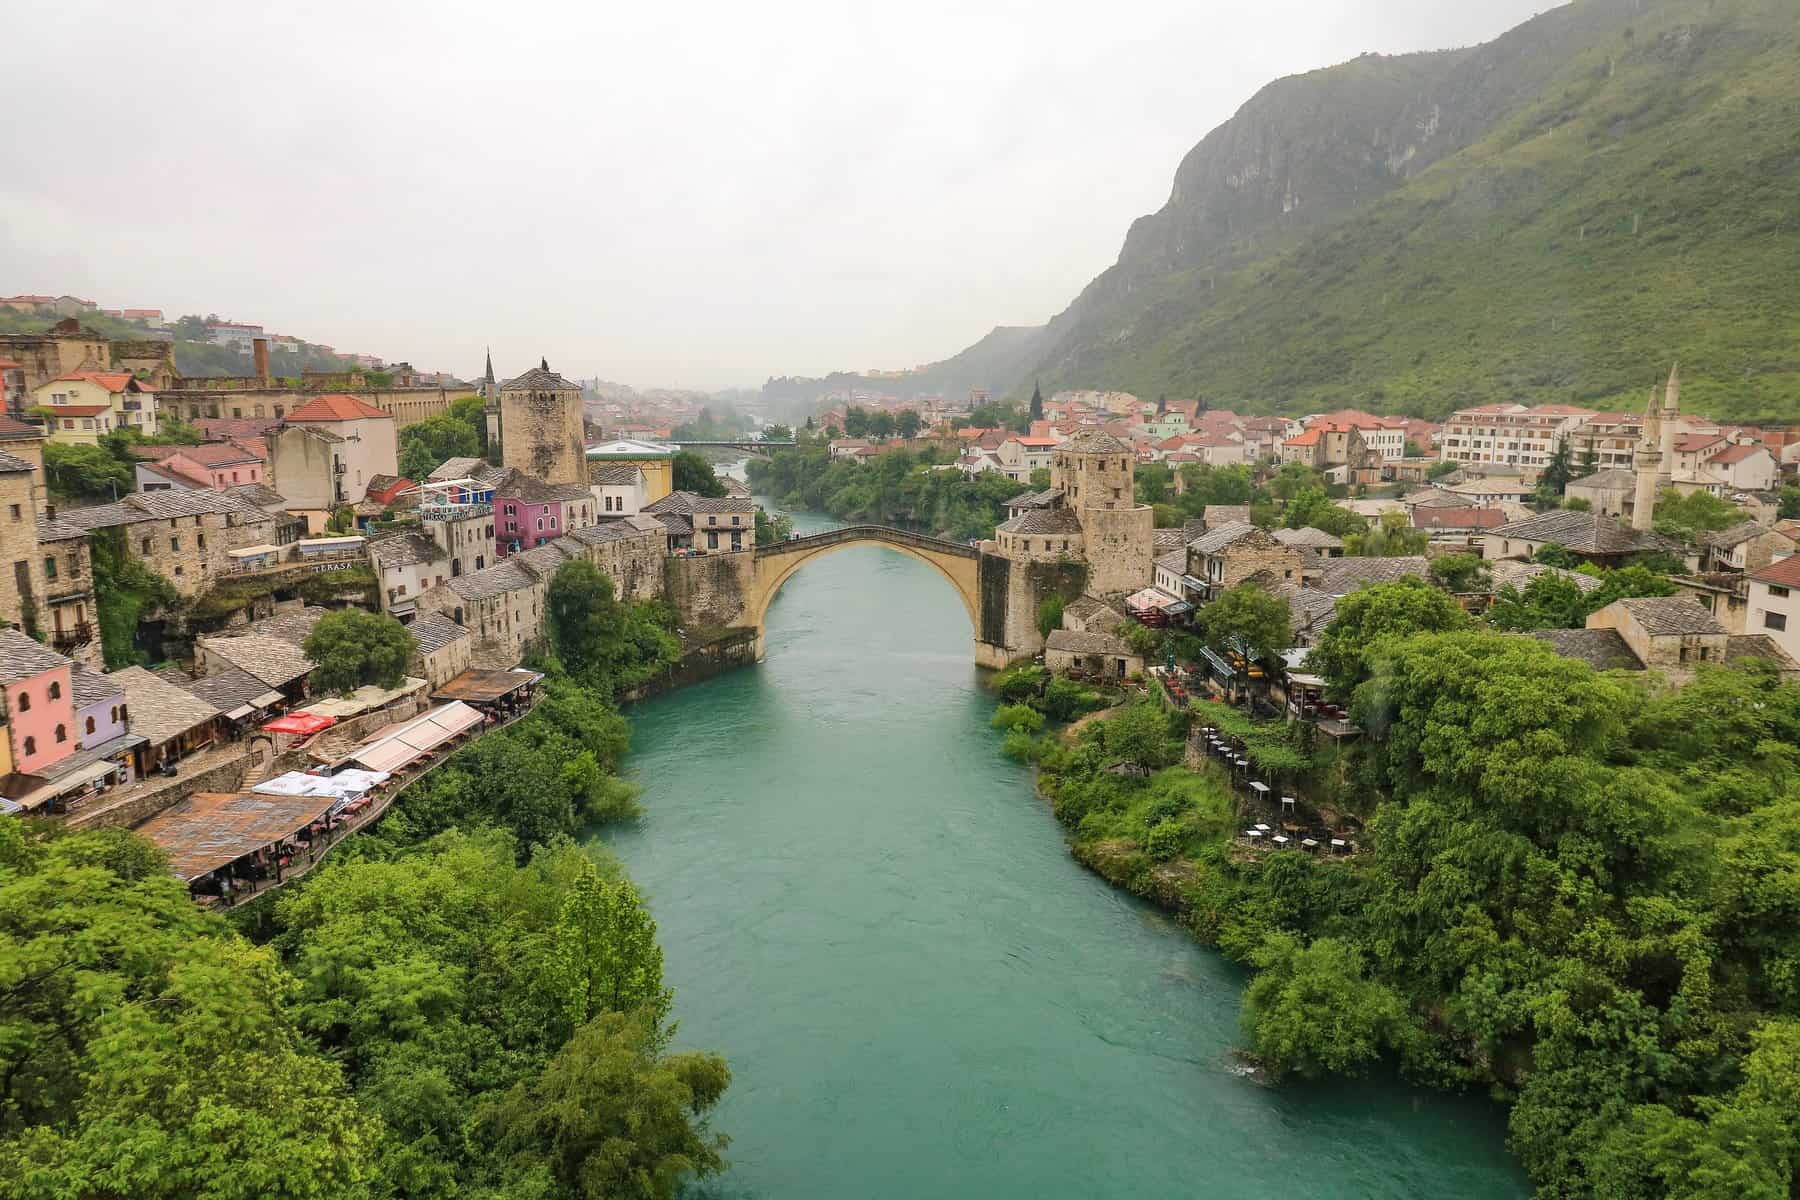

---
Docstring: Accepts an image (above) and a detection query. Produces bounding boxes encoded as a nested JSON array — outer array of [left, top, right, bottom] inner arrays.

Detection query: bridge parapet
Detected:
[[755, 524, 978, 561]]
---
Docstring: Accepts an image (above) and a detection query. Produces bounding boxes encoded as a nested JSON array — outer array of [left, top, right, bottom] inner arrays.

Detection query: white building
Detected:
[[1747, 555, 1800, 661], [591, 463, 647, 516], [1438, 403, 1596, 470]]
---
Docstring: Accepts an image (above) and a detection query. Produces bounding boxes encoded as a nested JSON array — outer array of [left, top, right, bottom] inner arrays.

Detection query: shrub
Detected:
[[991, 704, 1046, 735], [1145, 821, 1185, 862], [1041, 677, 1103, 722]]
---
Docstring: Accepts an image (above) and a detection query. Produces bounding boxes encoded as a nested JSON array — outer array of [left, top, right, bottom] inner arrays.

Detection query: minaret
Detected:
[[1657, 361, 1679, 488], [482, 348, 501, 462], [1631, 387, 1663, 532]]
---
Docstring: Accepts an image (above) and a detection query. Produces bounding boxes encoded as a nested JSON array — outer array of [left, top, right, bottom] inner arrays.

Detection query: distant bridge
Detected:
[[667, 439, 796, 455]]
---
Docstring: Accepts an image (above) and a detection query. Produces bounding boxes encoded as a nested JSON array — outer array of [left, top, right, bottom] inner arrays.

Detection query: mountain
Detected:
[[912, 0, 1800, 423]]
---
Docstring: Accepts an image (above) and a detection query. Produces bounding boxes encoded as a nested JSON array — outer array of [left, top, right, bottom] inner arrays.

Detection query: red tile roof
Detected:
[[1709, 443, 1764, 465], [49, 404, 110, 417], [0, 415, 42, 440], [55, 371, 150, 393], [285, 393, 392, 422], [1751, 555, 1800, 590], [1284, 429, 1322, 447], [1676, 433, 1725, 453]]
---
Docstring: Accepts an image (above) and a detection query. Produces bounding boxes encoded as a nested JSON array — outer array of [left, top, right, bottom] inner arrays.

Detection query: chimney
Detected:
[[252, 337, 271, 385]]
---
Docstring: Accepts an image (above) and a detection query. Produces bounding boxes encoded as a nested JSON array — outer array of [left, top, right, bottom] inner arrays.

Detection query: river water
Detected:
[[603, 506, 1525, 1199]]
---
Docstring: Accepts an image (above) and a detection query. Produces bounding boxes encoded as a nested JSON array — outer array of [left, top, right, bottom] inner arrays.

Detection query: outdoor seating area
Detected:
[[1194, 722, 1359, 858], [430, 667, 544, 717], [139, 790, 344, 903]]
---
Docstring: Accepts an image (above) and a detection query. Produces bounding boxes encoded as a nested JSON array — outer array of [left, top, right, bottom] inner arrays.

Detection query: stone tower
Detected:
[[481, 348, 501, 461], [1051, 431, 1154, 595], [498, 358, 586, 486], [1632, 387, 1663, 532]]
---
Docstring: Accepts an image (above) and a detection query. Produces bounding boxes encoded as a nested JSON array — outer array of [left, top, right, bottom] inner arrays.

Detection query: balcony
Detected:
[[51, 621, 94, 652], [421, 501, 493, 522]]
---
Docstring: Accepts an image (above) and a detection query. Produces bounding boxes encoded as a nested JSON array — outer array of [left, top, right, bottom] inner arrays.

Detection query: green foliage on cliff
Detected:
[[88, 526, 177, 668], [926, 0, 1800, 422]]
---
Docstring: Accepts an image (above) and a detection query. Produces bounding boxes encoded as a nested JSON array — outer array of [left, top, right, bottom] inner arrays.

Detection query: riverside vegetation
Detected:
[[992, 581, 1800, 1200], [0, 561, 725, 1200]]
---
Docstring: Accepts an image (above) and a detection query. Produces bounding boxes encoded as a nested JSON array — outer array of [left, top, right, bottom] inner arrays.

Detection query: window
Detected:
[[549, 514, 557, 528], [1772, 585, 1792, 599], [1767, 612, 1789, 633], [707, 531, 719, 550], [43, 556, 56, 580], [54, 725, 65, 744], [85, 716, 95, 735], [7, 505, 17, 521], [170, 537, 179, 552], [197, 534, 206, 550], [731, 515, 741, 526], [22, 736, 34, 756], [397, 584, 407, 597], [47, 680, 60, 700], [16, 691, 29, 712], [536, 517, 544, 531]]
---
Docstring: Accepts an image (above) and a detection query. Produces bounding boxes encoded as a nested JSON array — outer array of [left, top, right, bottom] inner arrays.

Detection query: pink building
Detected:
[[0, 629, 77, 777], [492, 469, 597, 557], [135, 440, 267, 492]]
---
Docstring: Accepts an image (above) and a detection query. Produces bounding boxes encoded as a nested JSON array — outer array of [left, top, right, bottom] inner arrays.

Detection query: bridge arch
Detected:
[[748, 525, 983, 646]]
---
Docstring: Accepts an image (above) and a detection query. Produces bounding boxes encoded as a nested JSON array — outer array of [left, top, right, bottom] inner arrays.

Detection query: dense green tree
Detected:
[[1283, 487, 1366, 537], [481, 1011, 730, 1200], [398, 412, 480, 482], [672, 451, 727, 498], [1535, 437, 1575, 504], [1194, 584, 1291, 664], [1036, 595, 1064, 638], [545, 561, 679, 695], [1426, 460, 1459, 481], [1428, 553, 1490, 593], [302, 610, 416, 694], [1343, 512, 1427, 556], [869, 410, 897, 439], [1585, 563, 1677, 612], [1779, 486, 1800, 520], [1484, 573, 1590, 631], [1028, 382, 1044, 426], [1654, 487, 1743, 539], [549, 861, 672, 1037], [895, 409, 922, 439], [1531, 541, 1578, 569], [1093, 701, 1177, 776], [43, 442, 133, 500], [447, 394, 488, 454], [1242, 933, 1412, 1079], [0, 824, 379, 1198], [1307, 576, 1468, 699]]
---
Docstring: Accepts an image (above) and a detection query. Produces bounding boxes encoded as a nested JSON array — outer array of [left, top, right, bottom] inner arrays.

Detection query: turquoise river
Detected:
[[604, 508, 1528, 1199]]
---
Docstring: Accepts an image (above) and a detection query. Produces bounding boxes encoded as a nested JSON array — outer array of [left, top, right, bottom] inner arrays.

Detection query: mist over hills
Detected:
[[784, 0, 1800, 423]]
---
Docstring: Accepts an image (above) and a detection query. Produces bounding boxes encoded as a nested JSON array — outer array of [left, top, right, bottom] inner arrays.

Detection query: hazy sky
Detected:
[[1, 0, 1552, 389]]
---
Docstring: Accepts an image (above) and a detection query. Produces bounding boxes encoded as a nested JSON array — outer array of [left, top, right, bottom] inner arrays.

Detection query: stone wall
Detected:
[[666, 552, 756, 631], [67, 752, 250, 831], [617, 628, 759, 701], [1217, 538, 1304, 591], [1079, 505, 1156, 596]]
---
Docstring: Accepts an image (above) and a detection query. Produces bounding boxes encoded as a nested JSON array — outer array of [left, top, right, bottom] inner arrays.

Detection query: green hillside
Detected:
[[926, 0, 1800, 423]]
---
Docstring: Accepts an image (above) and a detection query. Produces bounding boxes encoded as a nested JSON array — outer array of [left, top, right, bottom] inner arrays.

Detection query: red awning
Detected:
[[261, 712, 336, 735]]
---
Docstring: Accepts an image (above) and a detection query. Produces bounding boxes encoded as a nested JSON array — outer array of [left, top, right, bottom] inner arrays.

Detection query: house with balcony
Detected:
[[31, 371, 160, 444], [644, 492, 756, 554], [1184, 523, 1303, 601]]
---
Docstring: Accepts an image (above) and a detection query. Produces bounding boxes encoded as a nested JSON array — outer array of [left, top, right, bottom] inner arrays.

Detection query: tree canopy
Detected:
[[1193, 583, 1291, 665], [1306, 576, 1468, 699], [672, 451, 727, 498], [302, 610, 416, 694], [397, 412, 480, 482]]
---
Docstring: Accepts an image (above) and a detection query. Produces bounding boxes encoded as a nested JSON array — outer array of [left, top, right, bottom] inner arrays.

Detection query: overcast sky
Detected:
[[1, 0, 1553, 389]]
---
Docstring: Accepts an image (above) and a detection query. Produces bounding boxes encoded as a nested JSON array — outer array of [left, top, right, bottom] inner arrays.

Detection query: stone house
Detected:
[[195, 633, 316, 703], [1060, 595, 1124, 636], [408, 612, 474, 689], [644, 492, 756, 555], [0, 319, 111, 395], [1483, 510, 1678, 569], [1697, 522, 1795, 575], [0, 451, 91, 648], [369, 532, 451, 618], [1273, 527, 1345, 559], [993, 507, 1084, 563], [111, 666, 221, 775], [1586, 596, 1728, 672], [47, 489, 274, 599], [1044, 629, 1142, 680], [1185, 523, 1303, 600]]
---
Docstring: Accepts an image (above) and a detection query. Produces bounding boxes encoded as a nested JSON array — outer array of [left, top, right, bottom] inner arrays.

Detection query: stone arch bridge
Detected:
[[667, 524, 1078, 668]]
